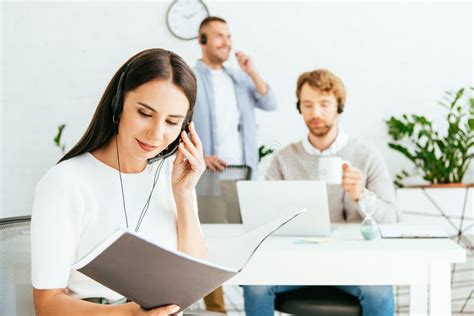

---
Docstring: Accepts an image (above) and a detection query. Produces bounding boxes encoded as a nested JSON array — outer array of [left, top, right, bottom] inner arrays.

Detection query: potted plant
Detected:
[[386, 87, 473, 188], [386, 88, 474, 246]]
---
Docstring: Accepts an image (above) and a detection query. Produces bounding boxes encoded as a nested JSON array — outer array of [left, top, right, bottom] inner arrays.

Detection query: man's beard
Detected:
[[208, 48, 230, 64], [308, 123, 333, 137]]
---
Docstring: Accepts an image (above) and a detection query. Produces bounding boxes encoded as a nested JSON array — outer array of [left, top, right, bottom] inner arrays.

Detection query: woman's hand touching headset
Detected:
[[172, 122, 206, 195]]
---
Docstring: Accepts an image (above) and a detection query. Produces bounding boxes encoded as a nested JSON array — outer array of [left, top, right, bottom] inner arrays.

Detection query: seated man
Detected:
[[243, 69, 401, 316]]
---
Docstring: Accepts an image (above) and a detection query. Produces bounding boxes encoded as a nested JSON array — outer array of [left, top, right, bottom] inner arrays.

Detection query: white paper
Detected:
[[205, 209, 307, 270], [379, 224, 448, 238]]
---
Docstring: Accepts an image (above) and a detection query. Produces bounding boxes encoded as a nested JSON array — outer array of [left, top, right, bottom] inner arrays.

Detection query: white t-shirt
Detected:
[[31, 152, 197, 301], [210, 68, 244, 166]]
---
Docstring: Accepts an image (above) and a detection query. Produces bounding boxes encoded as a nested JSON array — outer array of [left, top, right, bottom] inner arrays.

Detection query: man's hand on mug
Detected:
[[342, 164, 364, 202], [204, 156, 227, 172]]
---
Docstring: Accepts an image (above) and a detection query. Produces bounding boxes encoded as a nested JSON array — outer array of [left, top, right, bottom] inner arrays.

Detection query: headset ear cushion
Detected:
[[111, 95, 119, 121], [338, 104, 344, 114], [296, 101, 301, 114], [111, 70, 127, 121]]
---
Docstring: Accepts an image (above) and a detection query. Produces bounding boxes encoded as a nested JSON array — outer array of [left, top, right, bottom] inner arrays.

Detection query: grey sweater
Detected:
[[265, 138, 401, 224]]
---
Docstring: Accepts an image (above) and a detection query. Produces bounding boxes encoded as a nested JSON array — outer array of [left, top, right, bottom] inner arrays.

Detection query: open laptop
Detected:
[[237, 181, 331, 236]]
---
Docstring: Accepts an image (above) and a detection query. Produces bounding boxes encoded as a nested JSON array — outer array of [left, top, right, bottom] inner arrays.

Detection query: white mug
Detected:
[[318, 156, 349, 185]]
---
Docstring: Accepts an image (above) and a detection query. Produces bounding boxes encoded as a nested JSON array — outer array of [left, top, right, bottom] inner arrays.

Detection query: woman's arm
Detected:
[[174, 191, 207, 258], [33, 288, 180, 316], [172, 122, 208, 258]]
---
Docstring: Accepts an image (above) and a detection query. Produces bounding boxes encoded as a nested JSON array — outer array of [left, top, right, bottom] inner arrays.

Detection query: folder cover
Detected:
[[72, 209, 305, 312]]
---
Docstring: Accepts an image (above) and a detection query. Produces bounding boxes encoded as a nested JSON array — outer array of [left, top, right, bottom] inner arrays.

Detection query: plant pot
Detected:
[[396, 185, 473, 238], [402, 183, 474, 189]]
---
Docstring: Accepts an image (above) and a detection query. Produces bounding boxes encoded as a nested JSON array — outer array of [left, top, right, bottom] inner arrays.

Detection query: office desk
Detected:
[[203, 224, 466, 316]]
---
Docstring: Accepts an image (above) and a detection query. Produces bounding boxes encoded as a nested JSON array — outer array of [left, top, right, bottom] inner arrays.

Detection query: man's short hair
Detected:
[[296, 69, 346, 114], [198, 16, 227, 34]]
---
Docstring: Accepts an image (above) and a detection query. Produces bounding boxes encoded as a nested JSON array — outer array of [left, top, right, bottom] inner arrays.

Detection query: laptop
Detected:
[[237, 181, 331, 236]]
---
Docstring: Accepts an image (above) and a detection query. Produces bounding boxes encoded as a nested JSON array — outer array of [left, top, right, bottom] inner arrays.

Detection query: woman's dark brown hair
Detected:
[[59, 48, 197, 163]]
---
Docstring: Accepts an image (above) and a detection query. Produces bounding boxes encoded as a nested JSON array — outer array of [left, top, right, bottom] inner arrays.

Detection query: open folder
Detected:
[[72, 209, 306, 313]]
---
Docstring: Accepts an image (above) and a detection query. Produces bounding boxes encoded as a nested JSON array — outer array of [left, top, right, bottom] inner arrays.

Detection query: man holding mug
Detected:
[[243, 69, 400, 316]]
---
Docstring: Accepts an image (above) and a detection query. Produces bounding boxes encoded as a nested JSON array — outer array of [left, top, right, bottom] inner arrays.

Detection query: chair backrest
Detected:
[[0, 215, 35, 316], [275, 286, 361, 316], [196, 165, 251, 224]]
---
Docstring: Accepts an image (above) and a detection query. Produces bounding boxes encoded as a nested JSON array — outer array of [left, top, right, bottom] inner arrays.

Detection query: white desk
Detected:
[[203, 224, 466, 316]]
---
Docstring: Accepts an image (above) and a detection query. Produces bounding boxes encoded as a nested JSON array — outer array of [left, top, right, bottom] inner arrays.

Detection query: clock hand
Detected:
[[184, 11, 198, 19]]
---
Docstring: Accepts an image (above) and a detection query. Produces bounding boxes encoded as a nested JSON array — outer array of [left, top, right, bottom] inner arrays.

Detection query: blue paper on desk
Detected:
[[379, 225, 448, 238]]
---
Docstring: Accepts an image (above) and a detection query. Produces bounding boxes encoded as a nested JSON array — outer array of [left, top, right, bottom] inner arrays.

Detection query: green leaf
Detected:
[[53, 124, 66, 152], [388, 143, 416, 162]]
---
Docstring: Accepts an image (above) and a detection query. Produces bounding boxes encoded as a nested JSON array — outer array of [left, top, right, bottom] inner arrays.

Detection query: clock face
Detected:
[[166, 0, 210, 40]]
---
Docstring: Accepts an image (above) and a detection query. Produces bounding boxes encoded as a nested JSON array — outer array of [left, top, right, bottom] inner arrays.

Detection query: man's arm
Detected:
[[235, 51, 277, 111], [344, 150, 401, 224], [247, 70, 268, 95], [265, 155, 284, 180]]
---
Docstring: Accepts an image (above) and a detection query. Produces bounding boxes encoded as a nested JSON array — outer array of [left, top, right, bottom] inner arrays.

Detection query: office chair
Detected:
[[1, 215, 34, 316], [275, 286, 362, 316], [196, 165, 251, 224]]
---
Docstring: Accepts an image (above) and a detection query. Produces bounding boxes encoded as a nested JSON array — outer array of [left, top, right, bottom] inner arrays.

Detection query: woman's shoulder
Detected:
[[37, 153, 94, 190]]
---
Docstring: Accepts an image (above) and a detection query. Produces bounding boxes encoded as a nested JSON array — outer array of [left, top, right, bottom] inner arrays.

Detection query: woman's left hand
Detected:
[[172, 121, 206, 195]]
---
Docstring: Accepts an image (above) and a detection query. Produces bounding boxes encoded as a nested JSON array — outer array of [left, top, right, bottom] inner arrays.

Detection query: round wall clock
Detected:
[[166, 0, 210, 40]]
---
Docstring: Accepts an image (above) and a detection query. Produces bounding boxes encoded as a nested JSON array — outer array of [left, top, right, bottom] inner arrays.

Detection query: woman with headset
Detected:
[[31, 48, 207, 315]]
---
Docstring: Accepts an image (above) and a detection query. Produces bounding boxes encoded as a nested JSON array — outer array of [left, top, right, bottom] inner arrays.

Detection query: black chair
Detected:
[[275, 286, 362, 316]]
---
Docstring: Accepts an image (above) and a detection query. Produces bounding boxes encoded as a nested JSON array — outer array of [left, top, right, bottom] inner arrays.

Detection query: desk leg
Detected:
[[429, 262, 452, 316], [410, 284, 428, 316]]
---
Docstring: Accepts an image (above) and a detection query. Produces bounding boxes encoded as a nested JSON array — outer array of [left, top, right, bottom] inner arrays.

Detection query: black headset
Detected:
[[296, 100, 344, 114], [199, 33, 207, 45], [110, 61, 191, 164]]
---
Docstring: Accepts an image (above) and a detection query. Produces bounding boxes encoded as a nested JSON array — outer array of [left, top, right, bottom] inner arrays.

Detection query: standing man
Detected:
[[193, 16, 277, 177], [243, 69, 400, 316], [193, 16, 277, 313]]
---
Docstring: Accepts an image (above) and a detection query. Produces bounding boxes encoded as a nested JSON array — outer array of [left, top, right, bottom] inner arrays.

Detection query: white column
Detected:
[[429, 262, 452, 316], [410, 284, 428, 316]]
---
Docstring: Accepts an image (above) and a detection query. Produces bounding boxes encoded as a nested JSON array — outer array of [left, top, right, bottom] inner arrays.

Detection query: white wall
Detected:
[[1, 1, 472, 218], [0, 0, 3, 219]]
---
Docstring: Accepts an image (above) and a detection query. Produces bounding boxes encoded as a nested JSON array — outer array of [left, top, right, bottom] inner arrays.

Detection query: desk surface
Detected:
[[202, 224, 466, 286], [203, 224, 465, 261]]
